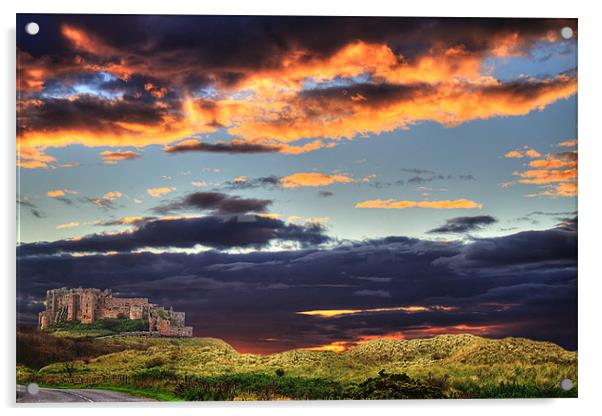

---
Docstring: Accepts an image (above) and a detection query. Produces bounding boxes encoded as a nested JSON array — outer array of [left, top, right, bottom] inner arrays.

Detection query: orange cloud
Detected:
[[56, 221, 80, 230], [17, 26, 577, 168], [47, 189, 77, 198], [301, 341, 352, 353], [504, 150, 523, 158], [61, 24, 117, 56], [504, 147, 541, 159], [114, 216, 145, 225], [18, 145, 56, 169], [280, 172, 355, 188], [355, 198, 483, 209], [557, 139, 578, 148], [297, 305, 455, 318], [100, 150, 141, 164], [17, 95, 215, 168], [147, 187, 175, 197], [227, 74, 576, 144], [92, 191, 123, 207], [300, 332, 408, 353], [515, 168, 577, 185], [47, 189, 65, 198], [278, 140, 334, 155], [505, 146, 577, 198], [401, 323, 503, 338], [525, 148, 542, 158], [257, 213, 281, 220], [548, 182, 578, 197], [527, 182, 578, 198], [300, 323, 508, 353], [528, 151, 577, 169], [102, 191, 122, 201], [143, 82, 167, 98]]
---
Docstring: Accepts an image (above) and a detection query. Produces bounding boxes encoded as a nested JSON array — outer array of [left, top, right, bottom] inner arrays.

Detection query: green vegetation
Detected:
[[343, 370, 445, 399], [16, 325, 146, 369], [45, 318, 146, 337], [173, 374, 343, 400], [16, 329, 577, 401]]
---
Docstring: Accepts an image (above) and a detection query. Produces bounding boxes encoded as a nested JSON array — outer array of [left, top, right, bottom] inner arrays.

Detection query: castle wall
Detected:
[[38, 287, 192, 337], [154, 317, 173, 336], [129, 305, 145, 320], [169, 326, 193, 337], [38, 311, 50, 329], [80, 289, 101, 324], [100, 296, 149, 319], [66, 293, 77, 321]]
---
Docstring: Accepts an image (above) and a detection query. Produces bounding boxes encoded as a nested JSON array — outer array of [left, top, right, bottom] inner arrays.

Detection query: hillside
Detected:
[[44, 318, 147, 338], [17, 330, 577, 399]]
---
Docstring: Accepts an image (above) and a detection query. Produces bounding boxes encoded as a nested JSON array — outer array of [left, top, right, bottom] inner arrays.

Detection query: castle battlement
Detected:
[[38, 287, 193, 337]]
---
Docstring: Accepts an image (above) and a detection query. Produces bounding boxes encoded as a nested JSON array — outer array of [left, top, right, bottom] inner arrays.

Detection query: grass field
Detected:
[[17, 327, 577, 400], [44, 318, 146, 338]]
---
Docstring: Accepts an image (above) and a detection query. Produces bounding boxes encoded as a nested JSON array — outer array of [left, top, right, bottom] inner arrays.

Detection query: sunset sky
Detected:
[[17, 15, 577, 353]]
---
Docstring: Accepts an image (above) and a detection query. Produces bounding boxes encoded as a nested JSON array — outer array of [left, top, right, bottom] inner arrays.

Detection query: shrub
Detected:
[[145, 357, 165, 368], [97, 318, 145, 332], [343, 370, 447, 400], [275, 368, 285, 377], [16, 325, 135, 369], [453, 381, 577, 398], [173, 373, 344, 401], [61, 362, 77, 379], [134, 367, 177, 380]]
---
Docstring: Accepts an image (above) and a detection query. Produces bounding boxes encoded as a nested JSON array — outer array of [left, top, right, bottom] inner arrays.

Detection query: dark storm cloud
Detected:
[[369, 170, 475, 188], [17, 215, 329, 256], [154, 192, 272, 215], [300, 82, 433, 108], [18, 94, 178, 136], [164, 140, 281, 154], [526, 210, 577, 217], [433, 218, 577, 270], [407, 174, 452, 185], [17, 221, 577, 352], [53, 196, 74, 205], [407, 173, 475, 185], [17, 199, 44, 218], [223, 176, 282, 190], [428, 215, 497, 234], [17, 15, 577, 170], [478, 73, 577, 102], [401, 168, 436, 175], [17, 15, 575, 72], [516, 210, 578, 225]]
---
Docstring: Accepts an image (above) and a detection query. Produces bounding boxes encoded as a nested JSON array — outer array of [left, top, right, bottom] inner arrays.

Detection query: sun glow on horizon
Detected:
[[297, 305, 456, 318]]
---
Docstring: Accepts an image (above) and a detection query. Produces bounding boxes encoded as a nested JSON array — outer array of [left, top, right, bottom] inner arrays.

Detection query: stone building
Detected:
[[38, 287, 193, 337], [149, 307, 193, 337]]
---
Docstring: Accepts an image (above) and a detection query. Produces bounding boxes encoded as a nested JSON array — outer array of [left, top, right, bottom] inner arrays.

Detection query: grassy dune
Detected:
[[17, 330, 577, 400]]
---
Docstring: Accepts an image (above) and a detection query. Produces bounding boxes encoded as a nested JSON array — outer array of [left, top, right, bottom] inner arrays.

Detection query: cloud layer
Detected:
[[428, 215, 497, 233], [504, 140, 578, 197], [18, 214, 329, 255], [154, 191, 272, 215], [17, 16, 577, 168], [17, 219, 577, 353]]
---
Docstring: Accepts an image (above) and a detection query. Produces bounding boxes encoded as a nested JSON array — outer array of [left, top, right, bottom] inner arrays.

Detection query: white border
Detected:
[[3, 1, 601, 414]]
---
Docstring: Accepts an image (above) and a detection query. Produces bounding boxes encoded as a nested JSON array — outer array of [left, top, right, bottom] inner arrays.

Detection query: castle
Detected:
[[38, 287, 193, 337]]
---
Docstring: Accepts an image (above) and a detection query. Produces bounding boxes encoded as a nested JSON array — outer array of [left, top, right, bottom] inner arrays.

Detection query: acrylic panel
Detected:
[[16, 14, 578, 402]]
